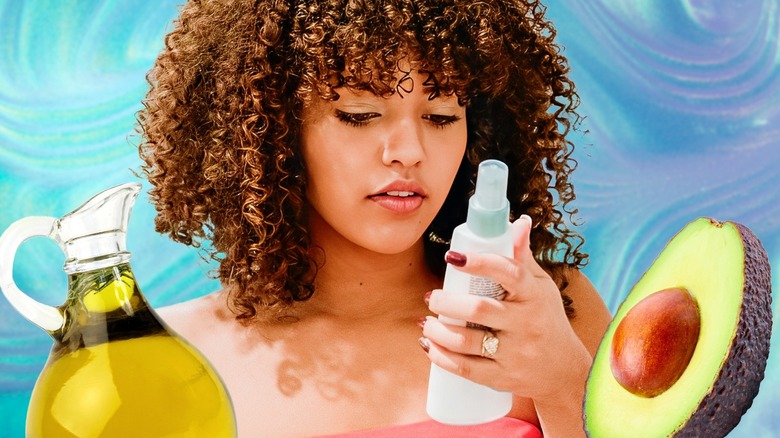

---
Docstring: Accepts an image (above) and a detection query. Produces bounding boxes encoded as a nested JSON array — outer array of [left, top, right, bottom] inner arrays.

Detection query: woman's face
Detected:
[[300, 70, 467, 255]]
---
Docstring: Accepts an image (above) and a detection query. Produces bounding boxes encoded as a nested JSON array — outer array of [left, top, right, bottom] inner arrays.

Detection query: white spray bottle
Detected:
[[426, 159, 514, 425]]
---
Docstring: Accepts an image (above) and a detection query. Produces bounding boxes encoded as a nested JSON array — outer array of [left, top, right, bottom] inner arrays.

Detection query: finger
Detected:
[[427, 289, 509, 329], [511, 214, 533, 261], [440, 215, 543, 303], [443, 250, 533, 302], [422, 316, 489, 357], [424, 338, 506, 391]]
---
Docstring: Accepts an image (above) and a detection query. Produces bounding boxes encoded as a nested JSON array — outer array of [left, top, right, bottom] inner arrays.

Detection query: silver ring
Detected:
[[481, 330, 499, 359]]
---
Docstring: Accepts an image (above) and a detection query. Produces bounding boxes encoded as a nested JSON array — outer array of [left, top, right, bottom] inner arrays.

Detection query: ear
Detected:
[[511, 214, 533, 261]]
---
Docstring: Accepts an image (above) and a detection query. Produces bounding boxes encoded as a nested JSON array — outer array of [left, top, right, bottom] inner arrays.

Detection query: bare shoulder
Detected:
[[155, 291, 235, 345], [563, 268, 613, 355]]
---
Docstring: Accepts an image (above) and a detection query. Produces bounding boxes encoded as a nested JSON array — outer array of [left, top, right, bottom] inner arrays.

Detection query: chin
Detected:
[[360, 233, 425, 256]]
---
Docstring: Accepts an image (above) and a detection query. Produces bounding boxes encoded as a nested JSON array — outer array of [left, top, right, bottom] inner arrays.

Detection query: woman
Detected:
[[138, 0, 612, 436]]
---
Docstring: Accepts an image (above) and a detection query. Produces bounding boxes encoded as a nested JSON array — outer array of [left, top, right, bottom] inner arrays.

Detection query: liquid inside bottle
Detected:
[[26, 263, 236, 438]]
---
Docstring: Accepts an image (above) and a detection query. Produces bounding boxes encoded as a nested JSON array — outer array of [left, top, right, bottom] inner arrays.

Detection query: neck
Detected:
[[295, 224, 440, 322]]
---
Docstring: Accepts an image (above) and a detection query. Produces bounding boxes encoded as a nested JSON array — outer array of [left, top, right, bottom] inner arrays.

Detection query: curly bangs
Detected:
[[137, 0, 586, 320]]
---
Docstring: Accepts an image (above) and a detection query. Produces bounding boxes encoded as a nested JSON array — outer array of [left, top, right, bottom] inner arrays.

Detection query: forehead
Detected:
[[300, 71, 461, 111], [290, 30, 471, 100], [299, 60, 461, 107], [286, 4, 493, 109], [301, 71, 460, 110]]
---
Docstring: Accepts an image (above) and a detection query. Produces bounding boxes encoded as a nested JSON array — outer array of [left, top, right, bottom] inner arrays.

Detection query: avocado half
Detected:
[[584, 218, 773, 437]]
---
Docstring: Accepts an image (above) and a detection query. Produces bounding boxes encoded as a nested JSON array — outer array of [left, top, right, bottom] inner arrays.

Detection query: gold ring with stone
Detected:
[[481, 330, 499, 359]]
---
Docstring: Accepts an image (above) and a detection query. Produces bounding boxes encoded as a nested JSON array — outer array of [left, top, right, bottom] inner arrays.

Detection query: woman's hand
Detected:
[[421, 215, 592, 403]]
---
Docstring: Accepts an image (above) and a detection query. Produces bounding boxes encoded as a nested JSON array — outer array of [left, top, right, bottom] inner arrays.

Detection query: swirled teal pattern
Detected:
[[0, 1, 777, 436]]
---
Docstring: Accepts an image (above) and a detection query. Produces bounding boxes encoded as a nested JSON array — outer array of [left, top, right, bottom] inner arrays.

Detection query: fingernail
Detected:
[[445, 250, 467, 267], [424, 290, 432, 305], [520, 214, 533, 228], [418, 337, 430, 353], [417, 316, 427, 329]]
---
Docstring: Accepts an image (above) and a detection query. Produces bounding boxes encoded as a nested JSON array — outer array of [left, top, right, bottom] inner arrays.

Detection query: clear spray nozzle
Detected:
[[474, 160, 508, 211], [466, 159, 510, 238]]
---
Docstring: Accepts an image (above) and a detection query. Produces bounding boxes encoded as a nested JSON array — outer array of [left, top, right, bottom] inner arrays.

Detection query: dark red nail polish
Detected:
[[418, 337, 430, 353], [424, 290, 432, 305], [445, 250, 467, 267], [417, 316, 427, 329]]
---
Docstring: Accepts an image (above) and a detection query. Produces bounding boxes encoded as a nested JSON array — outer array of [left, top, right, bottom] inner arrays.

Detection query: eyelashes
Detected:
[[335, 109, 462, 129], [422, 114, 462, 129], [335, 109, 380, 127]]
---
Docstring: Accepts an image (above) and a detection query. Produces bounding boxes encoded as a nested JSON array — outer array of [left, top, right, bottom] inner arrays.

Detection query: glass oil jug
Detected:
[[0, 183, 236, 437]]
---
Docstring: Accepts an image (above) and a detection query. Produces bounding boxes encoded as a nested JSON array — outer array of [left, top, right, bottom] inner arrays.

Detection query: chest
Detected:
[[202, 321, 432, 436]]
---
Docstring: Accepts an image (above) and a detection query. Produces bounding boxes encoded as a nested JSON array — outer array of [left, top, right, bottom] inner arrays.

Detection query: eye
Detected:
[[422, 114, 462, 129], [335, 109, 380, 127]]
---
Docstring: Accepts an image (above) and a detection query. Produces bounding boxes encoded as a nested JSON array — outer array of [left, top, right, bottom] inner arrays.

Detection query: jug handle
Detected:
[[0, 216, 65, 332]]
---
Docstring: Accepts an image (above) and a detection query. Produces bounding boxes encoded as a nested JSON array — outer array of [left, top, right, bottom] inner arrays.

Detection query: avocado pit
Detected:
[[610, 287, 701, 398]]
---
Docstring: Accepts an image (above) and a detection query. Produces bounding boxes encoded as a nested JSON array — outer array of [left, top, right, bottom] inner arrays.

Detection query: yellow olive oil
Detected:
[[26, 264, 236, 437], [27, 334, 235, 437]]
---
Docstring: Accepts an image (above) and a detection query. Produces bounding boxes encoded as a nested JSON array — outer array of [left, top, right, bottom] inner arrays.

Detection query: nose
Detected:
[[381, 118, 426, 168]]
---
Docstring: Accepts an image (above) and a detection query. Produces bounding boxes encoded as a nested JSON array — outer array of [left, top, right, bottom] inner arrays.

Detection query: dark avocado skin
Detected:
[[582, 219, 773, 438], [675, 222, 773, 437]]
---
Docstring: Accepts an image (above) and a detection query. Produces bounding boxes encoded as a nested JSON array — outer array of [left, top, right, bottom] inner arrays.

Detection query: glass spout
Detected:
[[56, 183, 142, 274]]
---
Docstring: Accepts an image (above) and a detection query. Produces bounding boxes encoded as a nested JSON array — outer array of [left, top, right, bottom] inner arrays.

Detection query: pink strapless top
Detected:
[[316, 417, 542, 437]]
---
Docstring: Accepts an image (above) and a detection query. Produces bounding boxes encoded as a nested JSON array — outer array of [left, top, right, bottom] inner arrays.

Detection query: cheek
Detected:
[[301, 116, 371, 172], [430, 127, 467, 179], [301, 123, 342, 186], [301, 135, 370, 214], [421, 137, 467, 216]]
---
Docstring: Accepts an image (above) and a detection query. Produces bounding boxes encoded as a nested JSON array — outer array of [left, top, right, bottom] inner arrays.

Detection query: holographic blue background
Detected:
[[0, 1, 777, 436]]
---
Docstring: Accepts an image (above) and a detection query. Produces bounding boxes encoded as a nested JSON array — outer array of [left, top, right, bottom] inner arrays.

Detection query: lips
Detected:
[[369, 182, 426, 213], [386, 190, 416, 197]]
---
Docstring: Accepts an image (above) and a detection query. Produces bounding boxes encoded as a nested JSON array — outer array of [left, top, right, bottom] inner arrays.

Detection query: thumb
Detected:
[[512, 214, 533, 261]]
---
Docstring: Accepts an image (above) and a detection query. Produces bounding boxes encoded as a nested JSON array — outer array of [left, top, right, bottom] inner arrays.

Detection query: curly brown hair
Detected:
[[137, 0, 587, 321]]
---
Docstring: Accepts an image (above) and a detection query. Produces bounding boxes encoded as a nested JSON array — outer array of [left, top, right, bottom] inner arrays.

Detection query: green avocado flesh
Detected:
[[584, 218, 772, 438]]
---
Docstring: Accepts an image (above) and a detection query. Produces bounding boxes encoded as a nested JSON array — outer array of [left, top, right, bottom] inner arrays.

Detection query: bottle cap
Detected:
[[466, 160, 510, 238]]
